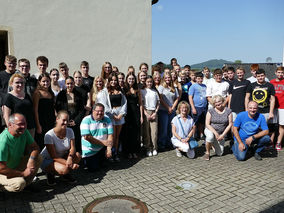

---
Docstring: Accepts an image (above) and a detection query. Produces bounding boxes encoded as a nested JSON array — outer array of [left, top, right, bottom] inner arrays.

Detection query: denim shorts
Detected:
[[40, 158, 54, 171]]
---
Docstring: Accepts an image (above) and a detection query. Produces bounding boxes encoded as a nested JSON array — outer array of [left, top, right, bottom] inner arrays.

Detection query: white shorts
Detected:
[[279, 109, 284, 125], [204, 128, 225, 156]]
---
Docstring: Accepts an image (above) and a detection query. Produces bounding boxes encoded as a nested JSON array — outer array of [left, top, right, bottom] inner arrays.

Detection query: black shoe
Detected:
[[61, 174, 77, 184], [24, 184, 41, 193], [254, 153, 262, 161], [46, 174, 56, 186]]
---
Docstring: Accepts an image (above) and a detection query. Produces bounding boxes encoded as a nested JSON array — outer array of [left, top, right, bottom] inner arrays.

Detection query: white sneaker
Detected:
[[176, 149, 182, 157], [152, 150, 158, 156], [147, 151, 152, 157]]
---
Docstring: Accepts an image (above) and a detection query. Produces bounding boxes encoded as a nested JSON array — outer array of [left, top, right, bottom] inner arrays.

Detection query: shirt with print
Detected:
[[0, 129, 34, 169], [229, 79, 250, 113], [246, 82, 275, 113], [270, 79, 284, 109], [208, 107, 232, 134], [188, 83, 207, 108], [180, 81, 192, 102], [80, 115, 113, 158], [234, 111, 268, 142]]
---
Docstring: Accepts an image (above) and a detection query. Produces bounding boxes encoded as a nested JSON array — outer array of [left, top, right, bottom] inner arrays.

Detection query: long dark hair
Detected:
[[124, 73, 138, 95], [37, 73, 54, 98], [107, 73, 121, 93]]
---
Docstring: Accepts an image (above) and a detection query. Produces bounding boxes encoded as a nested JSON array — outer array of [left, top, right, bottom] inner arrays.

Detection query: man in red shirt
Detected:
[[270, 67, 284, 150]]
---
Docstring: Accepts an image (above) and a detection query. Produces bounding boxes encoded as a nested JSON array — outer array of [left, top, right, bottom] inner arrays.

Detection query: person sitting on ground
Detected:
[[40, 110, 81, 186], [203, 95, 233, 161], [0, 113, 41, 192], [80, 103, 113, 172], [232, 101, 270, 161], [171, 101, 196, 158]]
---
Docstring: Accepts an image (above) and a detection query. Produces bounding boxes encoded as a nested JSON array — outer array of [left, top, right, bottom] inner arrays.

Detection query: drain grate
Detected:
[[83, 195, 148, 213], [177, 181, 197, 190]]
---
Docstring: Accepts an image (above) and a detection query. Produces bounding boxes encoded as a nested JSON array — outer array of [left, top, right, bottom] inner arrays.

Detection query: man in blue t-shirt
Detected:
[[232, 101, 270, 161]]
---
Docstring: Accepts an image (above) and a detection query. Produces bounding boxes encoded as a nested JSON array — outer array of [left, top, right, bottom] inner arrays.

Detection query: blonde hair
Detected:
[[212, 95, 225, 106], [161, 73, 175, 93], [176, 101, 190, 115], [9, 73, 25, 86], [90, 76, 105, 104]]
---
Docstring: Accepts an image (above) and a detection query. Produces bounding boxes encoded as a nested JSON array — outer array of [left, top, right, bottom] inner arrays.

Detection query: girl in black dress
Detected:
[[33, 73, 56, 150], [55, 76, 85, 153], [124, 73, 143, 158]]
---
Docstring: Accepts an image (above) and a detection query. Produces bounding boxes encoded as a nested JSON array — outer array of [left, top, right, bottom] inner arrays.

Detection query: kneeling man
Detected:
[[80, 103, 113, 172], [232, 101, 270, 161], [0, 113, 41, 192]]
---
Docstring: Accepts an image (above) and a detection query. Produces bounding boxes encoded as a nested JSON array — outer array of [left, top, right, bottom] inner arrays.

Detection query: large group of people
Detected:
[[0, 55, 283, 193]]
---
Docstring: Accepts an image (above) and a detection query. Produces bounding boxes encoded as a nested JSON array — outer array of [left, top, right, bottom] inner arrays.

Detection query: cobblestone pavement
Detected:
[[1, 142, 284, 213]]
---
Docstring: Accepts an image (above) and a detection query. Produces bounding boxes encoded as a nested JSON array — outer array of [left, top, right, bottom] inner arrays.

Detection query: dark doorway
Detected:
[[0, 31, 9, 71]]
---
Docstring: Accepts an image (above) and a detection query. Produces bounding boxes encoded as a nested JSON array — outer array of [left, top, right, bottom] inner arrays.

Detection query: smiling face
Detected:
[[81, 65, 89, 76], [66, 78, 74, 92], [50, 70, 59, 82], [275, 69, 284, 80], [110, 75, 118, 87], [56, 112, 69, 130], [19, 62, 30, 77], [164, 74, 171, 85], [8, 114, 27, 137], [139, 72, 146, 83], [73, 72, 82, 86], [236, 69, 245, 80], [256, 73, 266, 84], [214, 73, 223, 83], [127, 75, 135, 87], [5, 60, 17, 74], [146, 78, 153, 88], [11, 77, 25, 93], [180, 104, 189, 116], [228, 70, 235, 81], [37, 60, 48, 73], [39, 76, 51, 90], [93, 105, 104, 121], [247, 101, 258, 118], [118, 74, 125, 87], [95, 77, 104, 90]]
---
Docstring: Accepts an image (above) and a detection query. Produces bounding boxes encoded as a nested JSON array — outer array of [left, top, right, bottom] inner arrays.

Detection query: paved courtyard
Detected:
[[0, 142, 283, 213]]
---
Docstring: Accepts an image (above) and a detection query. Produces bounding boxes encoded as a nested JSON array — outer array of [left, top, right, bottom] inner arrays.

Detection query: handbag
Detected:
[[177, 117, 198, 149]]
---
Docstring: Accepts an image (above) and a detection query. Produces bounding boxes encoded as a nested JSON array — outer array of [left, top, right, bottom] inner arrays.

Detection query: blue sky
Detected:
[[152, 0, 284, 66]]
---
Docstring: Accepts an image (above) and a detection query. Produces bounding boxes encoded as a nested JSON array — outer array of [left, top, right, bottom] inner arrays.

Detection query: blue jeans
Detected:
[[158, 110, 175, 149], [232, 135, 270, 161]]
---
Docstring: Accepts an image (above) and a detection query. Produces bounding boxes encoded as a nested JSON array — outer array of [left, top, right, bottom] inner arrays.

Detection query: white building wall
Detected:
[[0, 0, 152, 75]]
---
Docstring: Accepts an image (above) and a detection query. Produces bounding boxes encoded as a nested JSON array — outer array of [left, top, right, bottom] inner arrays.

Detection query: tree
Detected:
[[266, 57, 272, 63], [234, 60, 242, 64]]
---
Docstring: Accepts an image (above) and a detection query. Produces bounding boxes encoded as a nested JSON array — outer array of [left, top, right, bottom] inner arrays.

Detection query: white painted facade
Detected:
[[0, 0, 152, 75]]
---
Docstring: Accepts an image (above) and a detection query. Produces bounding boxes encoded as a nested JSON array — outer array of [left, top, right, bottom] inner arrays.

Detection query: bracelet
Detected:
[[252, 135, 256, 141], [29, 156, 36, 160]]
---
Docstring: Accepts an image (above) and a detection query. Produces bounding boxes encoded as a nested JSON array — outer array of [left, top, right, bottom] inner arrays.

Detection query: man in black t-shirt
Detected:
[[245, 69, 275, 121], [228, 67, 250, 121], [17, 58, 37, 98], [0, 55, 17, 131], [80, 61, 94, 92]]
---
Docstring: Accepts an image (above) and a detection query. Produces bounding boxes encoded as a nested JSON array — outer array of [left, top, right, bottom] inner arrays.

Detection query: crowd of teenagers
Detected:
[[0, 55, 283, 192]]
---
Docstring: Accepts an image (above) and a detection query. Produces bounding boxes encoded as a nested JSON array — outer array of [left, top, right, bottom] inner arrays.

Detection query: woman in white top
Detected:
[[40, 110, 81, 186], [171, 101, 196, 158], [141, 75, 160, 156]]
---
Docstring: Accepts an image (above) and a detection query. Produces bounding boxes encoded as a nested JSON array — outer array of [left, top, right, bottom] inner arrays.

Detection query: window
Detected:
[[0, 31, 9, 71]]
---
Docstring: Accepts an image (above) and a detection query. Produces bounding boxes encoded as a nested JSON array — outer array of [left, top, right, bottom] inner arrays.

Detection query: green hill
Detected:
[[191, 59, 233, 70]]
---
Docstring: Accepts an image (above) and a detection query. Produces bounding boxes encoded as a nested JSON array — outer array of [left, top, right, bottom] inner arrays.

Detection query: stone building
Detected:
[[0, 0, 158, 75]]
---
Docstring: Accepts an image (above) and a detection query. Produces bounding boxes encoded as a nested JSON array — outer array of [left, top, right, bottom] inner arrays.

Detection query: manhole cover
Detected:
[[83, 195, 148, 213], [177, 181, 197, 190]]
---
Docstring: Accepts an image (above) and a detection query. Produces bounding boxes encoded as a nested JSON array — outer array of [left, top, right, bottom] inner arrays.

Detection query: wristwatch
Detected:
[[252, 135, 256, 141]]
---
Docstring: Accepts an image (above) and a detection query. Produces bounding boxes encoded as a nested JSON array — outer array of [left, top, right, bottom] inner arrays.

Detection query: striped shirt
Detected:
[[80, 115, 113, 158]]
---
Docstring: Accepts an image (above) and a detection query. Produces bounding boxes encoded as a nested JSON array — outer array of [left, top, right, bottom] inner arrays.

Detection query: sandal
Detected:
[[203, 153, 210, 161]]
